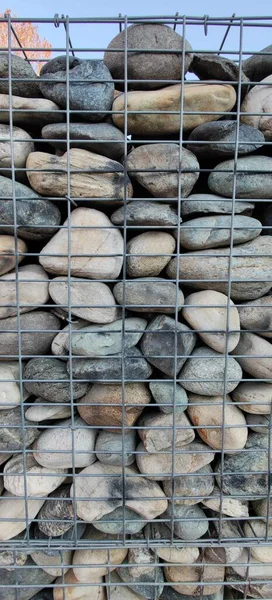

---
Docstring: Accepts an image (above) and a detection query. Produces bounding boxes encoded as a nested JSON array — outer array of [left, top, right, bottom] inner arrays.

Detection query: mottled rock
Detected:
[[0, 124, 34, 180], [138, 410, 194, 452], [95, 430, 137, 466], [23, 357, 89, 403], [241, 75, 272, 139], [37, 484, 74, 537], [0, 557, 55, 600], [246, 412, 270, 433], [164, 555, 225, 596], [51, 319, 89, 357], [42, 122, 125, 160], [0, 361, 29, 410], [53, 569, 105, 600], [25, 399, 71, 422], [114, 278, 184, 314], [146, 522, 200, 563], [0, 264, 49, 319], [208, 155, 272, 198], [163, 502, 209, 539], [0, 54, 41, 97], [180, 215, 262, 250], [252, 497, 272, 521], [136, 440, 214, 480], [206, 514, 244, 564], [201, 485, 249, 518], [0, 235, 26, 276], [70, 347, 152, 383], [111, 201, 180, 227], [190, 53, 249, 91], [243, 45, 272, 81], [34, 519, 86, 547], [0, 93, 63, 126], [0, 491, 44, 541], [73, 528, 127, 581], [0, 533, 27, 567], [117, 545, 164, 599], [238, 295, 272, 339], [188, 120, 264, 159], [232, 332, 272, 379], [149, 381, 188, 414], [4, 453, 68, 497], [179, 346, 242, 395], [31, 548, 73, 576], [93, 507, 145, 535], [0, 406, 38, 451], [163, 465, 214, 506], [0, 311, 61, 358], [105, 570, 147, 600], [126, 231, 176, 277], [49, 277, 119, 324], [232, 381, 272, 414], [181, 193, 254, 218], [69, 317, 147, 357]]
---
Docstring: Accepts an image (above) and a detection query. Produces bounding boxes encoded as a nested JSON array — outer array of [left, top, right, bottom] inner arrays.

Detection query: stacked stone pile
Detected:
[[0, 21, 271, 600]]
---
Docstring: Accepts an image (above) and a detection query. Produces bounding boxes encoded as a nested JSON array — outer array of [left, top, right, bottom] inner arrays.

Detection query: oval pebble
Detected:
[[179, 345, 242, 395]]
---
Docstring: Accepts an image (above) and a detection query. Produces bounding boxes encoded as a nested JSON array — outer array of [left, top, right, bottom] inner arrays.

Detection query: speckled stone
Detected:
[[162, 503, 209, 539], [0, 558, 55, 600], [0, 311, 61, 358], [149, 381, 188, 414], [0, 54, 41, 98], [37, 484, 74, 537], [95, 429, 137, 466], [70, 347, 152, 383], [208, 156, 272, 198], [179, 215, 262, 250], [114, 278, 184, 314], [0, 406, 38, 452], [163, 465, 214, 506], [111, 201, 180, 227], [179, 346, 242, 395], [237, 295, 272, 339], [93, 507, 145, 535], [181, 193, 254, 218], [42, 122, 125, 160], [23, 357, 89, 402], [246, 413, 270, 433], [117, 545, 164, 600]]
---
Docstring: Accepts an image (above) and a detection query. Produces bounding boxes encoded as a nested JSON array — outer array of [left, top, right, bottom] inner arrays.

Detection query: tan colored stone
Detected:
[[241, 75, 272, 139], [31, 549, 72, 576], [243, 520, 272, 562], [201, 485, 249, 518], [3, 453, 67, 497], [53, 570, 106, 600], [126, 231, 175, 277], [73, 528, 127, 581], [40, 207, 124, 280], [49, 277, 119, 323], [232, 381, 272, 414], [157, 545, 199, 564], [183, 290, 240, 353], [231, 332, 272, 379], [0, 235, 27, 276], [25, 398, 71, 421], [164, 557, 225, 596], [0, 264, 49, 319], [238, 295, 272, 339], [138, 410, 195, 452], [112, 83, 236, 135], [0, 124, 34, 179], [136, 440, 214, 481], [0, 491, 44, 541], [78, 383, 151, 430], [0, 93, 63, 126]]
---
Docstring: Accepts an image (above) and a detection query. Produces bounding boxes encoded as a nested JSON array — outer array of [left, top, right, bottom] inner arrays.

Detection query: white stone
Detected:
[[25, 398, 71, 422], [0, 264, 49, 319], [0, 361, 29, 410], [4, 453, 67, 497], [232, 381, 272, 414], [0, 124, 34, 179], [0, 491, 44, 541]]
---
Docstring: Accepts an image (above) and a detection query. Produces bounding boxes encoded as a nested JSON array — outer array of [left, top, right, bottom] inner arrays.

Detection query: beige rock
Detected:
[[112, 83, 236, 135], [72, 528, 127, 581], [231, 548, 272, 579], [238, 295, 272, 339], [31, 549, 73, 576], [0, 93, 63, 126], [25, 398, 71, 421], [78, 383, 151, 430], [241, 75, 272, 139], [0, 491, 44, 541], [40, 208, 124, 280], [51, 319, 89, 357], [138, 410, 195, 452], [0, 235, 26, 276], [183, 290, 240, 353], [26, 149, 133, 202], [0, 264, 49, 319], [201, 485, 249, 518], [126, 231, 175, 277], [187, 394, 248, 452], [0, 124, 34, 179], [0, 361, 29, 410], [3, 453, 67, 497], [157, 545, 199, 565], [53, 570, 106, 600], [243, 520, 272, 562], [49, 277, 119, 323], [231, 332, 272, 379], [232, 381, 272, 414], [136, 440, 215, 481], [164, 557, 225, 596]]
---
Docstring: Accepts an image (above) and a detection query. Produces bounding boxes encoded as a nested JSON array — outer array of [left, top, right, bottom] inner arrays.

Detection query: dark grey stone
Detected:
[[181, 194, 254, 218], [189, 53, 249, 98], [163, 465, 214, 505], [117, 544, 164, 599], [113, 278, 184, 314], [260, 202, 272, 235], [95, 429, 137, 466], [23, 357, 89, 402], [0, 53, 41, 98], [0, 311, 61, 358], [42, 122, 125, 160], [208, 156, 272, 198], [243, 44, 272, 81], [37, 484, 74, 537], [40, 56, 114, 121], [188, 121, 264, 159], [93, 506, 145, 534], [31, 591, 53, 600], [0, 177, 61, 240], [246, 413, 270, 433], [0, 407, 38, 452], [162, 503, 209, 539], [0, 557, 55, 600], [33, 522, 86, 554], [111, 201, 180, 227], [69, 346, 152, 382]]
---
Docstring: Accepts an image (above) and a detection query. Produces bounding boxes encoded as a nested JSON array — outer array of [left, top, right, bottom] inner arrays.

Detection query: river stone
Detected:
[[0, 532, 27, 567], [232, 382, 272, 414], [166, 236, 272, 301], [179, 215, 262, 250], [93, 507, 145, 535], [0, 491, 44, 541], [231, 332, 272, 379], [208, 155, 272, 198], [37, 484, 74, 537], [141, 315, 196, 377], [53, 570, 105, 600], [206, 514, 244, 565], [71, 462, 168, 522], [189, 53, 249, 89], [0, 361, 29, 410], [111, 201, 180, 227], [146, 522, 200, 563], [138, 410, 195, 452], [163, 502, 209, 539], [4, 453, 68, 497], [164, 558, 225, 597], [49, 277, 119, 324], [25, 399, 71, 422], [183, 290, 240, 353], [51, 319, 89, 357], [252, 497, 272, 521], [127, 144, 199, 199], [39, 207, 124, 280], [163, 465, 214, 506], [0, 53, 41, 98], [0, 176, 61, 241], [33, 416, 97, 469], [95, 430, 137, 466], [238, 295, 272, 339], [0, 235, 26, 276], [0, 93, 63, 126], [0, 124, 34, 180], [136, 440, 214, 481], [104, 24, 193, 90], [0, 558, 55, 600], [73, 528, 127, 581], [42, 122, 125, 160], [0, 264, 49, 320], [188, 121, 264, 159], [0, 311, 61, 359], [114, 278, 184, 313], [117, 545, 164, 600], [69, 317, 147, 357], [201, 485, 249, 517], [149, 381, 188, 414], [70, 346, 152, 383], [0, 406, 38, 451], [243, 520, 272, 562], [31, 548, 73, 576], [231, 548, 272, 579], [181, 193, 254, 218], [241, 75, 272, 139], [246, 412, 270, 433], [26, 149, 133, 204], [243, 44, 272, 81], [40, 56, 114, 121], [105, 570, 147, 600], [187, 393, 248, 452], [179, 346, 242, 395], [23, 357, 89, 402], [112, 83, 236, 135], [78, 382, 150, 430], [126, 231, 176, 277]]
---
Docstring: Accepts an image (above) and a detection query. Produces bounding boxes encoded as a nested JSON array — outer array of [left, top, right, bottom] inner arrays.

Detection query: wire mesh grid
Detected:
[[0, 11, 271, 600]]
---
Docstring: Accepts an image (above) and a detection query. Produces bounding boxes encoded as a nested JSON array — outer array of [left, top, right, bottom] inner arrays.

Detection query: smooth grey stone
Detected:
[[34, 522, 86, 554], [181, 193, 254, 218], [0, 407, 38, 452], [23, 357, 89, 402], [243, 44, 272, 81], [0, 557, 55, 600], [188, 121, 264, 158], [69, 318, 147, 357], [149, 381, 188, 414], [40, 56, 114, 121], [179, 215, 262, 250], [208, 155, 272, 198], [117, 545, 164, 599], [189, 53, 249, 93], [37, 484, 74, 537], [0, 53, 41, 98], [0, 176, 61, 240], [69, 346, 152, 382], [0, 311, 61, 358], [179, 345, 242, 395], [93, 506, 145, 534], [95, 429, 137, 466], [163, 465, 214, 505], [113, 277, 184, 314], [42, 122, 125, 160], [163, 503, 209, 539], [246, 413, 270, 433], [140, 315, 196, 378], [111, 201, 180, 227]]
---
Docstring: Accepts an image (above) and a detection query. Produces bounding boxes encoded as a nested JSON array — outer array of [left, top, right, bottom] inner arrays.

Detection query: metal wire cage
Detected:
[[0, 11, 271, 600]]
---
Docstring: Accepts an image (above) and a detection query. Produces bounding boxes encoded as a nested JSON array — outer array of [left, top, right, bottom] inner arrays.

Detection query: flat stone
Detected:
[[72, 528, 127, 581], [243, 45, 272, 81], [0, 93, 63, 127], [190, 53, 249, 91], [113, 278, 184, 314], [105, 570, 146, 600], [93, 506, 145, 535], [241, 75, 272, 139], [39, 207, 124, 280], [138, 410, 195, 452], [0, 235, 26, 276], [183, 290, 240, 353], [53, 570, 105, 600], [40, 56, 114, 121], [49, 277, 119, 323], [51, 319, 90, 357], [136, 440, 214, 480], [0, 406, 38, 451], [238, 295, 272, 339], [243, 520, 272, 562], [180, 215, 262, 250], [111, 201, 180, 227], [0, 124, 34, 180], [246, 413, 270, 433], [0, 491, 44, 541], [104, 24, 192, 90], [163, 465, 214, 506], [181, 193, 254, 218], [232, 382, 272, 414], [201, 485, 249, 518], [3, 453, 68, 497], [187, 393, 248, 452], [126, 231, 176, 277], [179, 346, 242, 395], [26, 149, 133, 204], [42, 122, 125, 160], [163, 502, 209, 539], [31, 548, 73, 576], [117, 545, 164, 599], [70, 347, 152, 383], [146, 522, 200, 563], [112, 83, 236, 135], [69, 317, 147, 357], [25, 399, 71, 422], [140, 315, 196, 377], [149, 381, 188, 414], [166, 236, 272, 301], [0, 361, 29, 410], [0, 54, 41, 98], [95, 430, 137, 466], [188, 120, 264, 158], [208, 155, 272, 198], [0, 264, 49, 319], [23, 357, 89, 403], [231, 332, 272, 379], [0, 311, 61, 359], [0, 176, 61, 241], [127, 144, 199, 198], [37, 484, 74, 537], [164, 555, 225, 596], [78, 382, 151, 430], [0, 557, 55, 600]]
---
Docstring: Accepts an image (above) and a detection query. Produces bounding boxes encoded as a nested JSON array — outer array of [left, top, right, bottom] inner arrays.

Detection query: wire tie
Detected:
[[173, 12, 179, 30], [204, 14, 209, 36], [65, 195, 78, 207], [54, 13, 60, 28], [118, 13, 122, 32]]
